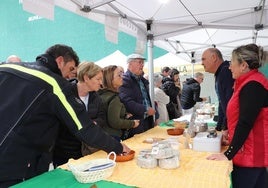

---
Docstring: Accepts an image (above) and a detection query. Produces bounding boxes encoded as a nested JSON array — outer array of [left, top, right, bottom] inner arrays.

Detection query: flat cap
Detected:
[[127, 53, 146, 63]]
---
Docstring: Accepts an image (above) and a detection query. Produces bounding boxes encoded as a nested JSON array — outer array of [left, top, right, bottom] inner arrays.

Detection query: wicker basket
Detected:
[[68, 152, 116, 183]]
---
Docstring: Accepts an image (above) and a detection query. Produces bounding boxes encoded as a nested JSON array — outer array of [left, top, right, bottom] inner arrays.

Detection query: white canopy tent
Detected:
[[155, 28, 268, 62], [51, 0, 268, 103], [54, 0, 268, 59], [27, 0, 268, 104], [95, 50, 127, 70], [151, 52, 195, 75], [153, 52, 191, 67]]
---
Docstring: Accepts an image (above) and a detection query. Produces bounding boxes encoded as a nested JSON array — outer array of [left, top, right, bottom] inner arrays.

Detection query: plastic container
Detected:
[[159, 155, 179, 169], [193, 132, 222, 152], [137, 149, 157, 169]]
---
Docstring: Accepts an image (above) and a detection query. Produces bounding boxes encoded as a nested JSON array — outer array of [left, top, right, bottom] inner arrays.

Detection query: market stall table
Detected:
[[12, 126, 232, 188]]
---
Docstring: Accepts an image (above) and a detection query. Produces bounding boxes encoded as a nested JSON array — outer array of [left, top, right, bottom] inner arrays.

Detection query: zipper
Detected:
[[0, 90, 45, 146]]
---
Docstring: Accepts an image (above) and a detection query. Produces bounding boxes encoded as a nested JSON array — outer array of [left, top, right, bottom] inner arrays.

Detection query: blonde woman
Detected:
[[53, 62, 106, 164], [76, 62, 105, 124], [76, 62, 107, 155], [99, 65, 140, 141]]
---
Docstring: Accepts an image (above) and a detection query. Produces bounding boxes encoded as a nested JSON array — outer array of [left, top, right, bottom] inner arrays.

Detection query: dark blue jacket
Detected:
[[0, 55, 122, 182], [119, 70, 151, 119], [215, 60, 234, 130], [119, 70, 154, 136]]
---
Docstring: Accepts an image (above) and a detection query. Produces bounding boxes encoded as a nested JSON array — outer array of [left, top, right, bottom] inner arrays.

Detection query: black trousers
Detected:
[[232, 165, 268, 188]]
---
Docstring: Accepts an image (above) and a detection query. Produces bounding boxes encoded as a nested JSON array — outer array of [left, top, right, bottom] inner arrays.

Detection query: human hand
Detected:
[[206, 153, 228, 161], [154, 119, 159, 126], [125, 113, 133, 119], [121, 143, 131, 154], [147, 107, 156, 116], [222, 130, 229, 146], [175, 80, 181, 87], [202, 97, 207, 102], [133, 120, 140, 128]]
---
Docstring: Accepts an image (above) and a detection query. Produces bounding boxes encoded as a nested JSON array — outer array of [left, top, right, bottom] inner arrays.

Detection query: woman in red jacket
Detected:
[[207, 44, 268, 188]]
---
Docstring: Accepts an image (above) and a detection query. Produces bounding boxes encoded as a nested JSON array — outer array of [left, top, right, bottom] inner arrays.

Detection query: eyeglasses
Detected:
[[133, 60, 144, 65]]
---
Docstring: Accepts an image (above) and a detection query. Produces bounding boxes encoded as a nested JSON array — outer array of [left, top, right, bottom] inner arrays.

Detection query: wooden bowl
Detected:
[[167, 128, 184, 136], [109, 150, 135, 162]]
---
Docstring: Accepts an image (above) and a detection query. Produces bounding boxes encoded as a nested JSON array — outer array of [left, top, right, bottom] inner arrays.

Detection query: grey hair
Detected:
[[194, 72, 204, 79], [232, 43, 265, 69], [153, 73, 162, 86]]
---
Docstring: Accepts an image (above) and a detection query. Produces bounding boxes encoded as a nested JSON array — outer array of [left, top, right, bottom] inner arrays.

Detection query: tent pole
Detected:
[[146, 20, 155, 111], [191, 52, 195, 77], [147, 38, 154, 110], [191, 63, 194, 77]]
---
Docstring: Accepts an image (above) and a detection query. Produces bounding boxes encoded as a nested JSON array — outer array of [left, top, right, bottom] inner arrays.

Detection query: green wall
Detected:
[[0, 0, 166, 62]]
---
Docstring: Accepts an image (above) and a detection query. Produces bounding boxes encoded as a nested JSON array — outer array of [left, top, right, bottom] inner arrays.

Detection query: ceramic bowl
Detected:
[[109, 150, 135, 162], [167, 128, 184, 136]]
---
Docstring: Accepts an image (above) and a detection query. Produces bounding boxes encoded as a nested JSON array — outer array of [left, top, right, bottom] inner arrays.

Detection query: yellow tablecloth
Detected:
[[60, 126, 232, 188]]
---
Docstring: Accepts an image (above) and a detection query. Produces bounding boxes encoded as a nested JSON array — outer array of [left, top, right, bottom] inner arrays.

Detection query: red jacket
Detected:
[[227, 70, 268, 167]]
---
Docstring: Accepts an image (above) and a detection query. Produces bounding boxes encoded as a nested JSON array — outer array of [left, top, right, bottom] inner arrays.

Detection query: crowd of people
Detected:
[[0, 43, 267, 188]]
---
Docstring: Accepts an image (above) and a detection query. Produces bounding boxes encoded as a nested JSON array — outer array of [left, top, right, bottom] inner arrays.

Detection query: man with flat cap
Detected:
[[119, 53, 156, 139]]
